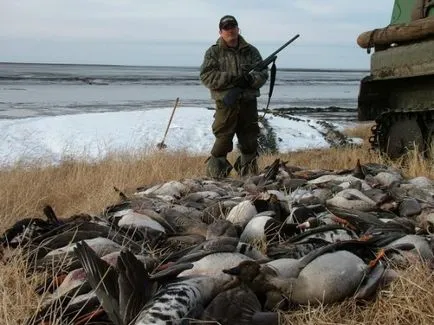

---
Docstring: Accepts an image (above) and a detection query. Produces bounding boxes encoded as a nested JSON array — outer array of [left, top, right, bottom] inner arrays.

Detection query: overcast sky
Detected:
[[0, 0, 395, 69]]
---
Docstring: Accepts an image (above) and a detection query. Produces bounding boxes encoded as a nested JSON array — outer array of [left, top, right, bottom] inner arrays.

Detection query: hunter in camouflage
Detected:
[[200, 15, 268, 178]]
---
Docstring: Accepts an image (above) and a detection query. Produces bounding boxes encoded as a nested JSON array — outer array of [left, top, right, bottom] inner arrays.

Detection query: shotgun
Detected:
[[223, 34, 300, 107]]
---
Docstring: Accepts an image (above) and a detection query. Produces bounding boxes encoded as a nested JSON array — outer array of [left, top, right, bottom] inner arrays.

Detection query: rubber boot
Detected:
[[206, 156, 233, 179], [234, 152, 258, 177]]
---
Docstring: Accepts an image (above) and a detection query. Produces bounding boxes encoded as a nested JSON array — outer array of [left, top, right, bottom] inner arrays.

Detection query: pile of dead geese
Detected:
[[1, 158, 433, 325]]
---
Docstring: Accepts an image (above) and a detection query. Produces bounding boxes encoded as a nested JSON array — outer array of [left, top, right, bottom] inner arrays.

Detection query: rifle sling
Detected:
[[265, 58, 277, 111]]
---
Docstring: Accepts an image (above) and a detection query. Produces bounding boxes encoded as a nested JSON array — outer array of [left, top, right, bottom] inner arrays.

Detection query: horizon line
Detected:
[[0, 61, 370, 73]]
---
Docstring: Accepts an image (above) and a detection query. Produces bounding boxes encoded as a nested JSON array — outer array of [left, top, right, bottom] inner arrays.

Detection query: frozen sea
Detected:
[[0, 62, 367, 166]]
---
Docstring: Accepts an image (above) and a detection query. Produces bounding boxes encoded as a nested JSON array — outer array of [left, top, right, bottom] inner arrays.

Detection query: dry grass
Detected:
[[0, 149, 208, 233], [0, 124, 433, 325], [343, 122, 375, 140], [0, 252, 44, 325]]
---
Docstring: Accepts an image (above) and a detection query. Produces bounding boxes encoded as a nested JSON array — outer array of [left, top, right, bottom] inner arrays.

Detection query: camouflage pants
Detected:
[[210, 98, 259, 157]]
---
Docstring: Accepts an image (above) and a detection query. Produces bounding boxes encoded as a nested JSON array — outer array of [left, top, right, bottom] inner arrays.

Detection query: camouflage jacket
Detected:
[[199, 35, 269, 101]]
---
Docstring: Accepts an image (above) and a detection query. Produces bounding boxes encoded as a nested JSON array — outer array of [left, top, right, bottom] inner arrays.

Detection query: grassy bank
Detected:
[[0, 124, 433, 324]]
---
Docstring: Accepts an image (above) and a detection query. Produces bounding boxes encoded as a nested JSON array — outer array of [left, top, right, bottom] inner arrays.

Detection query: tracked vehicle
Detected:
[[357, 0, 434, 158]]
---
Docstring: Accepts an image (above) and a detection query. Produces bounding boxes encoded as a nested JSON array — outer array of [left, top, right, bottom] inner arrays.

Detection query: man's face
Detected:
[[219, 24, 239, 44]]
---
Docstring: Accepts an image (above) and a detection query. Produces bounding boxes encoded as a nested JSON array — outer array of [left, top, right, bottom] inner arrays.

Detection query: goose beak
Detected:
[[155, 261, 175, 271], [223, 265, 241, 275], [297, 221, 310, 229]]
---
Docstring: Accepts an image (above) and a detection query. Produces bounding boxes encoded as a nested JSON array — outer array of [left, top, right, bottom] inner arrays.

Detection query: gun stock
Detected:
[[223, 34, 300, 107]]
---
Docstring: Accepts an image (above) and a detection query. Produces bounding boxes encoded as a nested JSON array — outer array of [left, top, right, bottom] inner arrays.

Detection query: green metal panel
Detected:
[[391, 0, 434, 24], [390, 0, 415, 24], [371, 38, 434, 79]]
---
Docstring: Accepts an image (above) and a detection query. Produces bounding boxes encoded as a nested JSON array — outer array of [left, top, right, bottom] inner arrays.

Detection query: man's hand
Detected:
[[233, 74, 253, 88]]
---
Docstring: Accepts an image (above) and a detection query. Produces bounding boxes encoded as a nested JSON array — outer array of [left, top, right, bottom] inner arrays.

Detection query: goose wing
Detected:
[[74, 241, 122, 325], [117, 250, 157, 325]]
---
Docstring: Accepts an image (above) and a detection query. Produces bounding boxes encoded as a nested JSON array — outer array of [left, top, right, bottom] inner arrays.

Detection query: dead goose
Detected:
[[374, 171, 403, 188], [266, 238, 331, 260], [206, 219, 239, 239], [74, 241, 232, 325], [43, 251, 157, 306], [220, 260, 288, 310], [136, 275, 231, 325], [200, 287, 277, 325], [289, 187, 323, 206], [173, 236, 267, 264], [159, 220, 241, 257], [162, 233, 206, 252], [28, 293, 106, 325], [286, 204, 326, 225], [34, 237, 123, 271], [116, 210, 167, 235], [287, 250, 369, 304], [200, 260, 279, 325], [228, 240, 394, 307], [226, 200, 258, 227], [136, 180, 190, 200], [177, 252, 254, 281], [398, 198, 422, 218], [179, 189, 225, 210], [326, 188, 378, 211], [72, 241, 157, 325], [307, 173, 371, 190], [283, 223, 358, 244], [159, 204, 209, 236], [226, 192, 285, 228], [29, 229, 114, 263], [23, 221, 146, 273], [327, 206, 414, 236], [264, 223, 359, 261], [239, 215, 302, 247], [282, 239, 399, 304], [385, 234, 434, 263], [0, 210, 62, 248], [105, 200, 176, 239]]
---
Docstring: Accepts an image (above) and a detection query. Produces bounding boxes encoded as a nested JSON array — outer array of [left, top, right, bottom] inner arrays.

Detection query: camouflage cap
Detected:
[[219, 15, 238, 29]]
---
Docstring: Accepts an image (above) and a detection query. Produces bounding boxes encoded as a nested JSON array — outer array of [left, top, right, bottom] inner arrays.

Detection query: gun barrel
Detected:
[[249, 34, 300, 72], [269, 34, 300, 58]]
